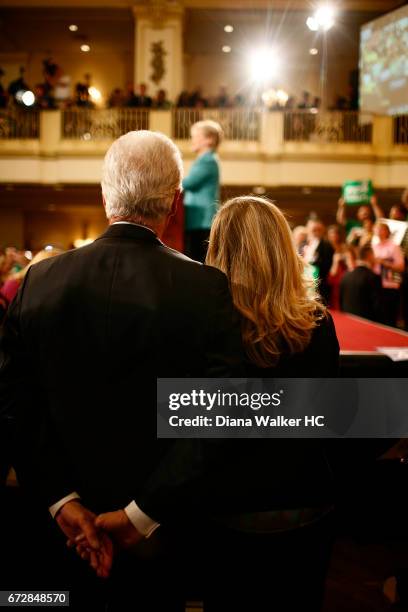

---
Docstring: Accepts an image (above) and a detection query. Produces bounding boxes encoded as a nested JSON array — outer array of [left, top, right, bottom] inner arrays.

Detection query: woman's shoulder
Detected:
[[311, 310, 338, 343], [307, 310, 340, 366]]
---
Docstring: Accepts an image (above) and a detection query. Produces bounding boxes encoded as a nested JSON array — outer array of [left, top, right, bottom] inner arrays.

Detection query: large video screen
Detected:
[[360, 4, 408, 115]]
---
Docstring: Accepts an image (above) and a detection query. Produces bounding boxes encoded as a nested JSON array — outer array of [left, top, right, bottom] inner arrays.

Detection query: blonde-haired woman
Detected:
[[206, 196, 339, 375], [205, 196, 339, 612], [183, 119, 223, 262], [0, 248, 63, 309]]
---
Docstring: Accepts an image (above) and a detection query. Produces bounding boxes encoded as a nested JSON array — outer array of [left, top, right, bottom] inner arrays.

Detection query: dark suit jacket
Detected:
[[0, 224, 245, 521], [340, 265, 383, 322], [314, 240, 334, 304], [134, 96, 152, 108]]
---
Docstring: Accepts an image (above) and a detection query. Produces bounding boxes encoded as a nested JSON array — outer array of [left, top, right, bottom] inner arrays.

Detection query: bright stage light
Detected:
[[224, 25, 234, 33], [306, 16, 319, 31], [16, 89, 35, 106], [222, 45, 231, 53], [22, 90, 35, 106], [261, 88, 288, 108], [88, 86, 101, 101], [81, 44, 90, 52], [276, 89, 289, 105], [248, 48, 280, 82], [306, 5, 335, 32], [69, 24, 78, 32], [315, 6, 335, 31], [309, 47, 319, 55]]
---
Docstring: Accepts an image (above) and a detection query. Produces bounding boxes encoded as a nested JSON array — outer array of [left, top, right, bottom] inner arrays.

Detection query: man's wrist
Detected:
[[49, 492, 81, 519], [124, 501, 160, 539]]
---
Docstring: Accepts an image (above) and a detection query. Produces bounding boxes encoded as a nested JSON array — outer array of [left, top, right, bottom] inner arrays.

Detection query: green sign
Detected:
[[342, 180, 373, 205]]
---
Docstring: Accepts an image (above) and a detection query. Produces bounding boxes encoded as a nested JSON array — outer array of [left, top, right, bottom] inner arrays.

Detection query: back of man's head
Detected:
[[358, 244, 374, 266], [101, 130, 183, 223]]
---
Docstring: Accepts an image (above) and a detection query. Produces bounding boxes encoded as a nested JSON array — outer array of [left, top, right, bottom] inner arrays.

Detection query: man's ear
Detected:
[[169, 189, 181, 219]]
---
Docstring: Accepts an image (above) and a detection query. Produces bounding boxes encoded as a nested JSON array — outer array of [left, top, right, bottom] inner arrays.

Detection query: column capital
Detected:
[[132, 0, 184, 26]]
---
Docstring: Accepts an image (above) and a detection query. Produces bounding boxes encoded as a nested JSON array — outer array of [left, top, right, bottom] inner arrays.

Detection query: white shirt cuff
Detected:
[[49, 492, 81, 519], [124, 501, 160, 539]]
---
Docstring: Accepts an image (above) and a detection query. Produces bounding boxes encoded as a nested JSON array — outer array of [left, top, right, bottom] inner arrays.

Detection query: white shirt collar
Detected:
[[111, 221, 156, 235]]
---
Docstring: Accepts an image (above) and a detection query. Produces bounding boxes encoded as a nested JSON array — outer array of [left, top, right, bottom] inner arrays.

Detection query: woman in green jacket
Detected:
[[183, 120, 223, 261]]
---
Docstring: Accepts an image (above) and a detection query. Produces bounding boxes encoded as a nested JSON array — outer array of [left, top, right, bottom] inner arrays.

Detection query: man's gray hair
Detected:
[[101, 130, 183, 221]]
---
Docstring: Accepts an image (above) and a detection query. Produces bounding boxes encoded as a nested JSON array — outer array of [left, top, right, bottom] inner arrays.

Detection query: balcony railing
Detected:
[[394, 115, 408, 145], [283, 110, 373, 144], [62, 108, 150, 140], [172, 108, 262, 141], [0, 108, 39, 139], [1, 108, 408, 154]]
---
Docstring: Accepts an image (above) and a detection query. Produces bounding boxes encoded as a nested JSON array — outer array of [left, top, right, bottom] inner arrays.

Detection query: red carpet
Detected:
[[331, 310, 408, 353]]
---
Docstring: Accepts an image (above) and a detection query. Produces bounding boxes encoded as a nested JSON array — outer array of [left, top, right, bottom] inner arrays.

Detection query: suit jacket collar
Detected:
[[95, 222, 163, 245]]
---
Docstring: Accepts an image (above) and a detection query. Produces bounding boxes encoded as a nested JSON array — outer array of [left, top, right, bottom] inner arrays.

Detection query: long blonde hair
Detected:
[[206, 196, 326, 368]]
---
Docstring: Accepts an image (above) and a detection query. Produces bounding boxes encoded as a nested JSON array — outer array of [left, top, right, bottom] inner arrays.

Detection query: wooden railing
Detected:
[[61, 108, 150, 140], [0, 108, 39, 139], [172, 108, 262, 141], [283, 111, 373, 144]]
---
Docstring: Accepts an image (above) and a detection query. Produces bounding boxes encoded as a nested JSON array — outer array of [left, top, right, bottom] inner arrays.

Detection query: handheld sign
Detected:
[[342, 180, 373, 205]]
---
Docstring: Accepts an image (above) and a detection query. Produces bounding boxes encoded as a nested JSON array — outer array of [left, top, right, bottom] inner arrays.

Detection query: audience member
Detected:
[[214, 86, 230, 108], [292, 225, 308, 255], [389, 203, 408, 221], [8, 67, 30, 104], [124, 82, 138, 107], [337, 195, 381, 236], [340, 244, 383, 322], [0, 130, 247, 609], [298, 91, 311, 109], [327, 225, 354, 309], [134, 83, 152, 108], [189, 87, 207, 108], [176, 90, 190, 108], [108, 88, 125, 108], [206, 195, 339, 610], [373, 223, 405, 327], [347, 216, 375, 249], [75, 74, 94, 109], [303, 219, 334, 304], [0, 248, 62, 308], [153, 89, 171, 109]]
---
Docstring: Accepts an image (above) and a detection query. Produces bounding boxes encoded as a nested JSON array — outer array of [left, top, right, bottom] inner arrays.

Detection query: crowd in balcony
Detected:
[[0, 58, 358, 114]]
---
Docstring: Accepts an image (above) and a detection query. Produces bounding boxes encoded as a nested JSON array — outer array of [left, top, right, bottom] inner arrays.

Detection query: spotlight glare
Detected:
[[309, 47, 319, 55], [88, 86, 101, 101], [276, 89, 289, 105], [315, 6, 335, 31], [69, 24, 78, 31], [306, 16, 319, 31], [222, 45, 231, 53], [224, 25, 234, 33], [81, 44, 90, 52], [21, 90, 35, 106], [248, 48, 280, 82]]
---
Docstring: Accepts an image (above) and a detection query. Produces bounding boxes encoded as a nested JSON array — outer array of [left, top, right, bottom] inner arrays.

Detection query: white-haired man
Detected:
[[0, 131, 245, 609]]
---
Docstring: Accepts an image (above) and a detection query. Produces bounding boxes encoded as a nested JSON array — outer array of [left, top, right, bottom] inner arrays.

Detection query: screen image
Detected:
[[360, 4, 408, 115]]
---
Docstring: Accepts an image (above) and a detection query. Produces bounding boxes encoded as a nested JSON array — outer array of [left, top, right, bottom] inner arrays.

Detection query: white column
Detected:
[[260, 111, 284, 155], [133, 1, 184, 103]]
